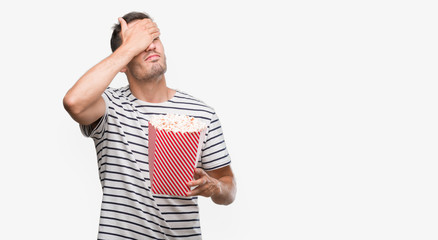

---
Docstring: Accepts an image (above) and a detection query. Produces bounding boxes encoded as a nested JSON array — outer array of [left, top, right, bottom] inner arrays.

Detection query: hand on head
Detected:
[[118, 17, 160, 56]]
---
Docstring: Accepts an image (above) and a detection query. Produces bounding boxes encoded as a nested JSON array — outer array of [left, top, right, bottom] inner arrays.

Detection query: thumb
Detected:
[[118, 17, 128, 32], [193, 168, 206, 180]]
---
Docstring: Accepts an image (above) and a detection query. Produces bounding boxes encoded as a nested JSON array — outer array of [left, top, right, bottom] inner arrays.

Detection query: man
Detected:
[[63, 11, 236, 239]]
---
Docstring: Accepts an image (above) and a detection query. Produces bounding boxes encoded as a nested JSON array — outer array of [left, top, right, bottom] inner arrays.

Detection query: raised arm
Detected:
[[63, 17, 160, 125]]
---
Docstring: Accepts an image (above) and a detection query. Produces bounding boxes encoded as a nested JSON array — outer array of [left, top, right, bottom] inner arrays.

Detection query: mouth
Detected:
[[145, 54, 160, 61]]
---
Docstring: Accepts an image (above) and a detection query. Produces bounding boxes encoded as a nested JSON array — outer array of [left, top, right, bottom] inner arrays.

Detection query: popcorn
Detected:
[[149, 114, 207, 133], [148, 114, 207, 196]]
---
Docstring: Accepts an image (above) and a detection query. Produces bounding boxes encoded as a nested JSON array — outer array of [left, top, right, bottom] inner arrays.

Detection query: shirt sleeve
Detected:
[[79, 90, 111, 140], [200, 112, 231, 171]]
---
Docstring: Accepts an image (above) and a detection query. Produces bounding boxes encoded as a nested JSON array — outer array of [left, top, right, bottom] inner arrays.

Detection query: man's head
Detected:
[[111, 11, 151, 52], [111, 11, 167, 83]]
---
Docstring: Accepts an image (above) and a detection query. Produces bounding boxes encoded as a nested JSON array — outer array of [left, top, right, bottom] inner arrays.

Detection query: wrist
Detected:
[[114, 44, 139, 61]]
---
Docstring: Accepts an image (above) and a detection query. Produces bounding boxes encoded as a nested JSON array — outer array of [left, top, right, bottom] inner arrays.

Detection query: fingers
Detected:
[[131, 19, 160, 39], [187, 183, 212, 197], [189, 169, 207, 187], [193, 168, 207, 180], [187, 177, 206, 188], [186, 169, 208, 189], [145, 23, 160, 37], [135, 19, 156, 30], [148, 26, 160, 40], [187, 180, 216, 197], [119, 17, 157, 33], [186, 169, 219, 197]]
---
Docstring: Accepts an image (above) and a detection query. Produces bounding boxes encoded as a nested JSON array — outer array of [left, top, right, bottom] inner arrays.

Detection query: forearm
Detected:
[[212, 175, 236, 205], [63, 46, 135, 115]]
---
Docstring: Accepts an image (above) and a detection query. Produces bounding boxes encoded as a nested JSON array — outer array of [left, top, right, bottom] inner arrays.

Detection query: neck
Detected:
[[128, 74, 173, 103]]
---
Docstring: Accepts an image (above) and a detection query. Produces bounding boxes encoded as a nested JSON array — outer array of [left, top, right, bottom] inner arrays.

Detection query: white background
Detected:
[[0, 0, 437, 239]]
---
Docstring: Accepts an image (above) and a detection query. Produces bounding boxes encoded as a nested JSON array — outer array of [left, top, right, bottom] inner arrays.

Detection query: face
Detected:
[[125, 25, 167, 82]]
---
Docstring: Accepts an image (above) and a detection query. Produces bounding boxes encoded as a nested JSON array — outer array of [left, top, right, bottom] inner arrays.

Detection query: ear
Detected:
[[120, 67, 127, 73]]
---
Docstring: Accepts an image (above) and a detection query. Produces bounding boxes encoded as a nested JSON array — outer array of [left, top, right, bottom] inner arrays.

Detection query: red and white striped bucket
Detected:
[[148, 122, 206, 196]]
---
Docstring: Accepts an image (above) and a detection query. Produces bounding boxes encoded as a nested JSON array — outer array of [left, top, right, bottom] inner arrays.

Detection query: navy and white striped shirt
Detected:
[[80, 86, 231, 240]]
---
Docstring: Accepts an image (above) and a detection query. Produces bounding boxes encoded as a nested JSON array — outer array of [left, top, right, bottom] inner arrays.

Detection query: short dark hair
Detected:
[[110, 11, 152, 52]]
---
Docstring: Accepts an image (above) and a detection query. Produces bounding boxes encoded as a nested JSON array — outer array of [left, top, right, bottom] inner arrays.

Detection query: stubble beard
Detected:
[[130, 59, 167, 83]]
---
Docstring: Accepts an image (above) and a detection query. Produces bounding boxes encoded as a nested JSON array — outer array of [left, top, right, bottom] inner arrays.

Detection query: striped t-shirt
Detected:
[[80, 86, 231, 240]]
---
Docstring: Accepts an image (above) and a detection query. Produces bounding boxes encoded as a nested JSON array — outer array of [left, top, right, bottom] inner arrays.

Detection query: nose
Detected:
[[146, 41, 156, 52]]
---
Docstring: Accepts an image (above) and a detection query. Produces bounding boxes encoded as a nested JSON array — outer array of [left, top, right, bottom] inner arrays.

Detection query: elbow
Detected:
[[213, 182, 237, 206], [219, 198, 235, 206], [213, 193, 236, 206], [63, 93, 83, 116], [226, 188, 237, 206]]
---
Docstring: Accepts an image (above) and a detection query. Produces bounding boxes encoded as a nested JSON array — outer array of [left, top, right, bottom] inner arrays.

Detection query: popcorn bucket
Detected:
[[148, 115, 207, 196]]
